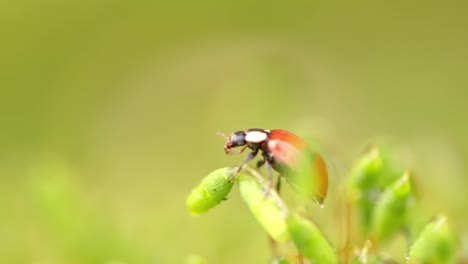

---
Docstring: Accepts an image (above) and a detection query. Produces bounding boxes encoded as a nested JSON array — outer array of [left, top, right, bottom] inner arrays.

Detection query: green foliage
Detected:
[[186, 167, 235, 215], [371, 172, 412, 242], [348, 147, 384, 191], [4, 1, 468, 262], [287, 214, 338, 264], [409, 215, 458, 264], [187, 146, 460, 263], [347, 147, 400, 234]]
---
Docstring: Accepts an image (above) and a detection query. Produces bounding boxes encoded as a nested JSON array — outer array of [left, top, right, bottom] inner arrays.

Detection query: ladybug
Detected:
[[220, 128, 328, 203]]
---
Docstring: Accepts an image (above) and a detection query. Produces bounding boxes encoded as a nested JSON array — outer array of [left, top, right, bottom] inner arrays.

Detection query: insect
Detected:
[[219, 128, 328, 204]]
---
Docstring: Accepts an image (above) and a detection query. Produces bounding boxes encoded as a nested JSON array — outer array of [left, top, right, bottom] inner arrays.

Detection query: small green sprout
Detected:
[[371, 171, 412, 242], [287, 214, 338, 264], [409, 215, 458, 264], [347, 147, 385, 232], [348, 147, 384, 191], [186, 167, 235, 215]]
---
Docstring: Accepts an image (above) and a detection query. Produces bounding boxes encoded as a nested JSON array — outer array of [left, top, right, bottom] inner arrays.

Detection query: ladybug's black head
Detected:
[[224, 130, 246, 154]]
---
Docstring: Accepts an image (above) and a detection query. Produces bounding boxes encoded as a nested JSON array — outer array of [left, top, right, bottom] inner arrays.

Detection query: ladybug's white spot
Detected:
[[245, 131, 268, 143]]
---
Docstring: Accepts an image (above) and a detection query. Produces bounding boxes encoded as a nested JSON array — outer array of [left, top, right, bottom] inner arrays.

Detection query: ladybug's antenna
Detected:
[[216, 131, 229, 140]]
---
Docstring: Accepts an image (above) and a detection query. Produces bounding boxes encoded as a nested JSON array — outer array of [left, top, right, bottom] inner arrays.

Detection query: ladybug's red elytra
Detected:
[[221, 128, 328, 203]]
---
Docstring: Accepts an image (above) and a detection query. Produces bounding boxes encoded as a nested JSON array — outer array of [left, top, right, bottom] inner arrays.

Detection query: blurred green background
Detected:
[[1, 1, 467, 263]]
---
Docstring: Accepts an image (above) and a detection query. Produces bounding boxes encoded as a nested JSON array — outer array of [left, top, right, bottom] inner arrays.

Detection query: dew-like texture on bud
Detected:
[[186, 167, 234, 215], [238, 174, 290, 242], [371, 172, 412, 242], [287, 214, 338, 264], [409, 215, 458, 264]]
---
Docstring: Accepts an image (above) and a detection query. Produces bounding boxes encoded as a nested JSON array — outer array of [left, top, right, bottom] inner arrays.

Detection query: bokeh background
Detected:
[[1, 1, 467, 263]]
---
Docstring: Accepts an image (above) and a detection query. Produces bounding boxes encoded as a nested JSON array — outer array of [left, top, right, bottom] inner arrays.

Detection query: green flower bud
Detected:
[[348, 147, 386, 232], [409, 215, 458, 264], [371, 171, 412, 242], [186, 167, 234, 215], [287, 214, 338, 264], [348, 147, 384, 192]]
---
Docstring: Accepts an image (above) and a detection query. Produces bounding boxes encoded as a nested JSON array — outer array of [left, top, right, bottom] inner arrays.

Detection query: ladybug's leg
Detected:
[[256, 159, 265, 168], [263, 160, 274, 198], [227, 145, 247, 155], [275, 176, 282, 194], [233, 150, 258, 175]]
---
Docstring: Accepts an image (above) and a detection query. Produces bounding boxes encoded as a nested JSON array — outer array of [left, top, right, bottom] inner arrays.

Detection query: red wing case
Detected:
[[268, 130, 329, 202]]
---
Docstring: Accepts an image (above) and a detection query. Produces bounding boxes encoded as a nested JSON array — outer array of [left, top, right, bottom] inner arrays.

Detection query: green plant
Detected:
[[186, 146, 459, 263]]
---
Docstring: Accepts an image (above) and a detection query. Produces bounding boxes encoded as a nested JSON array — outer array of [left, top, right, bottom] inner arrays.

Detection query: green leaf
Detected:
[[371, 171, 412, 242], [408, 215, 458, 264], [287, 214, 338, 264], [237, 174, 290, 242], [186, 167, 234, 215]]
